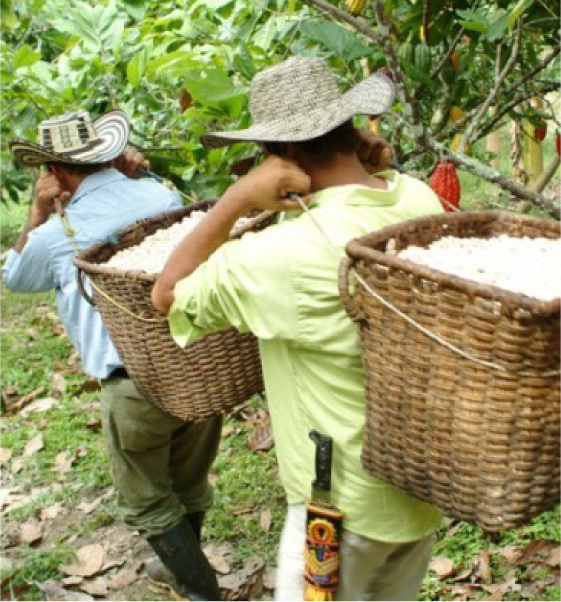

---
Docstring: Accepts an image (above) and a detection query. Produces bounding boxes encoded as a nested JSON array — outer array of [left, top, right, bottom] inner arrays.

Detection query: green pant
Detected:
[[100, 375, 222, 538]]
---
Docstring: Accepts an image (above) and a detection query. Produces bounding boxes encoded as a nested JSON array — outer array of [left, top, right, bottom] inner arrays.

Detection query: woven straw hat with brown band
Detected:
[[9, 109, 130, 166], [202, 56, 395, 148]]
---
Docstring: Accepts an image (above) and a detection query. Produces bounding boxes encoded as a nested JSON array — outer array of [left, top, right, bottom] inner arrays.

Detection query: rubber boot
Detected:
[[186, 511, 205, 542], [147, 517, 221, 601]]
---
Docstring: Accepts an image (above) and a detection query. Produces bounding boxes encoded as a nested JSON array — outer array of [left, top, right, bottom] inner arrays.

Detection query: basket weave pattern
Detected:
[[340, 211, 560, 531], [74, 201, 270, 422]]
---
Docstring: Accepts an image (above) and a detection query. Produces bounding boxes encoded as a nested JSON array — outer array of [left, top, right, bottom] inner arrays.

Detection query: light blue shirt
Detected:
[[2, 168, 181, 379]]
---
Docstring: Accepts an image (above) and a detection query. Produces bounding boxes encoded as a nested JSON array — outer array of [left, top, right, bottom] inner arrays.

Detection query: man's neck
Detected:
[[300, 153, 386, 193]]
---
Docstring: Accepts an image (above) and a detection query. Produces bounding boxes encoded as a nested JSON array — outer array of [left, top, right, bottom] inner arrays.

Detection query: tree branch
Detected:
[[501, 44, 560, 98], [420, 131, 560, 218], [460, 17, 523, 152], [429, 26, 464, 79], [475, 81, 559, 142]]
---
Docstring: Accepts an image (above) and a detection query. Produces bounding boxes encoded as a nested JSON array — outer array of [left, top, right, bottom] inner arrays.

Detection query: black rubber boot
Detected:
[[148, 517, 221, 601], [186, 511, 205, 542]]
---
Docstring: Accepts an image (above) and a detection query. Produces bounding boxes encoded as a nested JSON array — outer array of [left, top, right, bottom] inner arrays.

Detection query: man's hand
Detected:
[[356, 129, 392, 174], [112, 147, 150, 178], [224, 156, 311, 213], [30, 173, 70, 226]]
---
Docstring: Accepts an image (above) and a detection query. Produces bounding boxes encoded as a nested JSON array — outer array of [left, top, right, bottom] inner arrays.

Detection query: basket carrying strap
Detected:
[[55, 204, 168, 324], [292, 195, 560, 378]]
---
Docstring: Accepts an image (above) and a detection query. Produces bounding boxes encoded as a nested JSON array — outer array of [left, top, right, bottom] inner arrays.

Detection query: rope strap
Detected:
[[291, 195, 559, 378]]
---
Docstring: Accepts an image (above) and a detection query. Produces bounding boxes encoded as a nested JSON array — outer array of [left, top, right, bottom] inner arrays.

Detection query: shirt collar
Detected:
[[69, 168, 127, 205], [309, 170, 400, 208]]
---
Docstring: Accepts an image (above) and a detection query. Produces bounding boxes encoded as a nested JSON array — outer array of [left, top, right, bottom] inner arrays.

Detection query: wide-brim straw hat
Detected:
[[202, 56, 394, 148], [9, 109, 130, 166]]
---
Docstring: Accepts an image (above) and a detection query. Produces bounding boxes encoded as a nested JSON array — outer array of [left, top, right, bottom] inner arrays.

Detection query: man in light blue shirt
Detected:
[[4, 110, 222, 600]]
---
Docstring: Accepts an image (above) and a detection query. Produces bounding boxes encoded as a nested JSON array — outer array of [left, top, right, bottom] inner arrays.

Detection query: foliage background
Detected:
[[1, 0, 559, 205]]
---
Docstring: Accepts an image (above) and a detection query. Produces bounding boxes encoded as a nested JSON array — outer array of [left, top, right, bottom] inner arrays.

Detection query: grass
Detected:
[[1, 144, 559, 600]]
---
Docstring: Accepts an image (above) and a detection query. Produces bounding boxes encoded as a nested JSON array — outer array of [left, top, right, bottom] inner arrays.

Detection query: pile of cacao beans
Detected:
[[105, 212, 251, 274], [397, 235, 561, 302]]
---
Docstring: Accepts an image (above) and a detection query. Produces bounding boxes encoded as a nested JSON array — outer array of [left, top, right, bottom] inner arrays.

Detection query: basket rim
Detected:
[[344, 210, 561, 316]]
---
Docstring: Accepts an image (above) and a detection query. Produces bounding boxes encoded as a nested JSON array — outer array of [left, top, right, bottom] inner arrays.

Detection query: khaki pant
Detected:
[[275, 504, 434, 601], [101, 375, 222, 538]]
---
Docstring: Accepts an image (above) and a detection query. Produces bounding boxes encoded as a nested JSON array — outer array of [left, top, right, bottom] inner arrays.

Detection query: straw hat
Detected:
[[202, 56, 394, 148], [9, 109, 130, 166]]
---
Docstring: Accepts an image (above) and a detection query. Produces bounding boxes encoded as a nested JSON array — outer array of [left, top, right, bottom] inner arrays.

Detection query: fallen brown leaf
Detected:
[[260, 509, 272, 533], [429, 556, 456, 578], [108, 568, 137, 589], [80, 579, 108, 597], [545, 546, 561, 567], [204, 542, 234, 574], [5, 386, 44, 415], [51, 373, 67, 398], [76, 490, 114, 515], [11, 458, 25, 474], [59, 544, 105, 577], [20, 397, 57, 416], [262, 566, 276, 590], [40, 503, 64, 521], [20, 520, 42, 544], [54, 451, 75, 474], [477, 549, 491, 581], [496, 545, 521, 563], [38, 580, 94, 601], [23, 433, 44, 457], [0, 448, 12, 465], [221, 425, 235, 437], [85, 418, 102, 432], [61, 576, 83, 586], [516, 540, 550, 565], [247, 425, 274, 452]]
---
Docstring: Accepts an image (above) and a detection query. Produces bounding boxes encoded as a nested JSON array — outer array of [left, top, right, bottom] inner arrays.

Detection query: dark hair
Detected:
[[46, 161, 112, 176], [264, 120, 359, 165]]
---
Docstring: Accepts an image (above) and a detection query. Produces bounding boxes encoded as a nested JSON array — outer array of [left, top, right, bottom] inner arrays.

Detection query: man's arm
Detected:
[[13, 172, 70, 253], [152, 156, 310, 315]]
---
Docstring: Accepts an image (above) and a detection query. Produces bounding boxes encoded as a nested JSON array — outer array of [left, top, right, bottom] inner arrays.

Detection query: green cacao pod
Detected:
[[414, 44, 431, 72], [398, 41, 415, 65]]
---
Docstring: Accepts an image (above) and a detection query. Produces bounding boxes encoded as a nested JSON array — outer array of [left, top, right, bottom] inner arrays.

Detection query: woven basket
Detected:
[[339, 211, 560, 531], [74, 200, 273, 422]]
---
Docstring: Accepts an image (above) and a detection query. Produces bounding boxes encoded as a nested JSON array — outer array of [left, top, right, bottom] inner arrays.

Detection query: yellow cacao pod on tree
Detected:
[[346, 0, 366, 15], [449, 106, 465, 123]]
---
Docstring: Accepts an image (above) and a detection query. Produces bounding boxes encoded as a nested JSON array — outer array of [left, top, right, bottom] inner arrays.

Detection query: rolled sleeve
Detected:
[[168, 229, 298, 348], [2, 235, 55, 292]]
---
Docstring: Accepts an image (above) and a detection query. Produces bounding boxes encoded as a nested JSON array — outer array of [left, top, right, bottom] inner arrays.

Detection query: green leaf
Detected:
[[509, 0, 534, 30], [233, 42, 255, 80], [486, 13, 509, 42], [13, 45, 41, 70], [1, 0, 18, 29], [121, 0, 148, 20], [127, 47, 149, 88], [182, 69, 247, 105], [300, 20, 371, 60], [458, 20, 488, 33], [147, 51, 196, 79]]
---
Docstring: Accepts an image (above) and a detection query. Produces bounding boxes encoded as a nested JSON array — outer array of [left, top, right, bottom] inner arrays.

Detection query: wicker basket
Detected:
[[339, 211, 560, 531], [74, 200, 273, 422]]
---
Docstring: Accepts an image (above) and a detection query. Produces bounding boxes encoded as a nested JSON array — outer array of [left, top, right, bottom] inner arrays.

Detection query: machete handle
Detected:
[[309, 430, 333, 492]]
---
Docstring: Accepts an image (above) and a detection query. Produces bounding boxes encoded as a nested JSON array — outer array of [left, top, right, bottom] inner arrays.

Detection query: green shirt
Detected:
[[170, 171, 444, 542]]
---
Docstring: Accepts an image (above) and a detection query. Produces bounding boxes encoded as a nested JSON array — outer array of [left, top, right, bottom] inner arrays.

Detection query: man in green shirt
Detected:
[[153, 56, 443, 600]]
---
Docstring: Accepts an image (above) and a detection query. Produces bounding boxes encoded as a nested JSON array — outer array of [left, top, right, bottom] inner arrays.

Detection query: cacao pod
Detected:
[[556, 133, 560, 157], [534, 121, 547, 142], [429, 162, 461, 212], [345, 0, 365, 15], [180, 90, 192, 112], [451, 51, 460, 72], [451, 132, 471, 156], [449, 106, 464, 123], [414, 44, 431, 72], [398, 41, 415, 66]]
